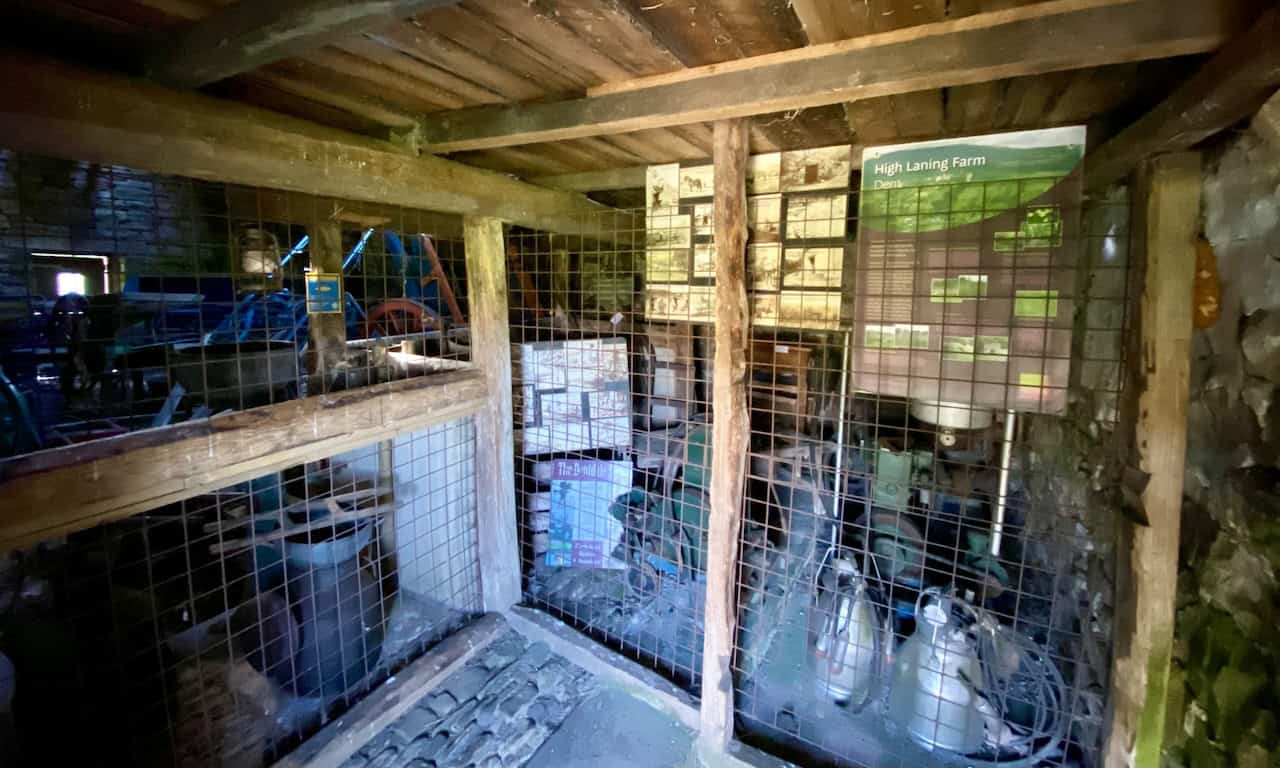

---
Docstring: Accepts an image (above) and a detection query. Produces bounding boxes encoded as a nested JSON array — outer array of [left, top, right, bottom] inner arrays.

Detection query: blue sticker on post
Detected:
[[305, 271, 343, 314]]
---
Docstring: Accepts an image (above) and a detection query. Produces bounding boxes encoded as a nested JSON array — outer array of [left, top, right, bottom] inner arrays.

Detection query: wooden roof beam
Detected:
[[144, 0, 460, 89], [415, 0, 1247, 153], [531, 166, 648, 193], [1085, 6, 1280, 192], [0, 53, 612, 237]]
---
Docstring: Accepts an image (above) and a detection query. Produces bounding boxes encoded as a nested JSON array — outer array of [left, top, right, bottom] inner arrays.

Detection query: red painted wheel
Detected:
[[364, 299, 441, 338]]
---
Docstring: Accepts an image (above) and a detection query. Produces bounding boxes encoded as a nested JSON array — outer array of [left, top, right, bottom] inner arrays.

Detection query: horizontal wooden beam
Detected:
[[531, 166, 648, 193], [0, 369, 488, 551], [145, 0, 460, 89], [417, 0, 1244, 152], [0, 53, 611, 236], [1085, 6, 1279, 192]]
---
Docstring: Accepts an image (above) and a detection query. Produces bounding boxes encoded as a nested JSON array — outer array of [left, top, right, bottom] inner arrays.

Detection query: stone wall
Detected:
[[1167, 101, 1280, 768], [0, 149, 227, 302]]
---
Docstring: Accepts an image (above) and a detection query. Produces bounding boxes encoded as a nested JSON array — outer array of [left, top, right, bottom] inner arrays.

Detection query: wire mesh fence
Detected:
[[0, 150, 471, 459], [510, 137, 1130, 768], [0, 418, 480, 766], [510, 210, 712, 694]]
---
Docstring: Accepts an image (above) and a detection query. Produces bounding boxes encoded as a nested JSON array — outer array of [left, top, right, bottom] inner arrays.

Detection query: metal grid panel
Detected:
[[0, 150, 470, 459], [510, 213, 712, 695], [0, 419, 480, 766], [733, 180, 1131, 768], [509, 153, 1129, 768]]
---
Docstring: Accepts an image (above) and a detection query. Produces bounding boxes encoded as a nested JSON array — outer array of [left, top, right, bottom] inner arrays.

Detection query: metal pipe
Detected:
[[831, 330, 852, 552], [991, 408, 1017, 557]]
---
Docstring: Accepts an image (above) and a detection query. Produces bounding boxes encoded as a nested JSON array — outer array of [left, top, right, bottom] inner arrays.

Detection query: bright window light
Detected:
[[56, 271, 86, 296]]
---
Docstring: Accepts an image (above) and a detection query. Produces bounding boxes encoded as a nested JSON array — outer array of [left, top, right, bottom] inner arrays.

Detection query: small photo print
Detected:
[[693, 202, 714, 237], [680, 165, 714, 199], [646, 248, 690, 282], [646, 163, 680, 210], [782, 247, 843, 289], [749, 244, 781, 291], [785, 193, 848, 239], [976, 334, 1009, 361], [930, 274, 989, 304], [693, 243, 716, 278], [778, 290, 841, 330], [752, 293, 779, 327], [748, 195, 782, 242], [748, 152, 781, 194], [780, 145, 852, 192], [865, 323, 930, 350], [646, 213, 691, 249]]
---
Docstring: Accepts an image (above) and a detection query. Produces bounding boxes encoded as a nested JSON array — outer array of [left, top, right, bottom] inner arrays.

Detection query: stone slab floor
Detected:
[[336, 628, 698, 768]]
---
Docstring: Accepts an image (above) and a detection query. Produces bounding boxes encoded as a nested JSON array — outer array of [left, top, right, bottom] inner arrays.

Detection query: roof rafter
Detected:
[[1086, 5, 1280, 191], [415, 0, 1247, 153], [144, 0, 460, 88]]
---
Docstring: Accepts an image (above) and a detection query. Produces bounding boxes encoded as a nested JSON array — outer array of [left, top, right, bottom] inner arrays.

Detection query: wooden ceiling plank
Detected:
[[0, 54, 610, 235], [417, 0, 1241, 153], [942, 80, 1005, 135], [748, 126, 782, 153], [788, 0, 870, 41], [570, 137, 653, 167], [144, 0, 460, 88], [253, 68, 422, 129], [1086, 6, 1280, 191], [371, 21, 550, 102], [528, 0, 684, 76], [600, 132, 674, 163], [465, 0, 635, 83], [1044, 64, 1139, 125], [218, 75, 391, 136], [708, 0, 808, 56], [1008, 70, 1076, 127], [334, 37, 506, 106], [624, 129, 709, 161], [295, 48, 467, 111], [669, 124, 716, 155], [617, 0, 746, 65], [426, 5, 594, 92]]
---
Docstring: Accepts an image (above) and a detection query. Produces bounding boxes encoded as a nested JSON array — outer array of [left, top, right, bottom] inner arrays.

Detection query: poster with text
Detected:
[[853, 126, 1085, 414], [546, 459, 631, 569]]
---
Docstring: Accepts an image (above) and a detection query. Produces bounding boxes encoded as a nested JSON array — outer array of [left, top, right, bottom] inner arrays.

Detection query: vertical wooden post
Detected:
[[307, 220, 347, 391], [463, 215, 521, 611], [1105, 152, 1200, 768], [700, 118, 750, 752]]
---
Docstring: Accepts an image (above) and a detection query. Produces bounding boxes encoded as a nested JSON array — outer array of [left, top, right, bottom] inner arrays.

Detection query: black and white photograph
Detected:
[[748, 194, 782, 242], [785, 193, 848, 239], [645, 162, 680, 209], [749, 244, 781, 291], [780, 144, 853, 192], [680, 165, 714, 199], [782, 246, 844, 289]]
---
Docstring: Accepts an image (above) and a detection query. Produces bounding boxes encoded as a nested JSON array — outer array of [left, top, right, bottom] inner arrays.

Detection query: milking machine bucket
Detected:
[[807, 548, 889, 711], [887, 589, 986, 754]]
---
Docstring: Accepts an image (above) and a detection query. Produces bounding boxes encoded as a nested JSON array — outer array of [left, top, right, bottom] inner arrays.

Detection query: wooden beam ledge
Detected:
[[0, 368, 488, 552], [0, 53, 610, 237]]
